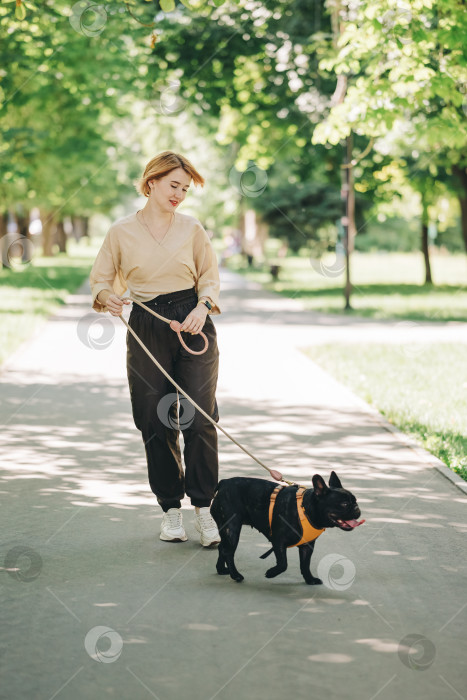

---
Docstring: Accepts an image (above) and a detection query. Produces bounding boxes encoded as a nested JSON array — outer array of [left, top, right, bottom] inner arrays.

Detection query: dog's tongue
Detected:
[[344, 519, 365, 528]]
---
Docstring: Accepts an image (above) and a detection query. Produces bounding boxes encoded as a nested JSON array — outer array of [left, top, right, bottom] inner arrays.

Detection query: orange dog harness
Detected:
[[269, 485, 325, 547]]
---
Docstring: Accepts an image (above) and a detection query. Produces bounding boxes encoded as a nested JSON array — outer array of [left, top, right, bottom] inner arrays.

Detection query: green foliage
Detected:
[[159, 0, 176, 11], [0, 1, 147, 218], [149, 0, 335, 169], [315, 0, 467, 149], [312, 0, 467, 255], [355, 217, 421, 252], [253, 180, 342, 253], [314, 1, 467, 168], [2, 0, 465, 260], [437, 224, 465, 252], [144, 0, 352, 251]]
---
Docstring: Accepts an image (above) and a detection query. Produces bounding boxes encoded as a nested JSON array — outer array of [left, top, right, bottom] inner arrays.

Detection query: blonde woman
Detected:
[[90, 151, 221, 547]]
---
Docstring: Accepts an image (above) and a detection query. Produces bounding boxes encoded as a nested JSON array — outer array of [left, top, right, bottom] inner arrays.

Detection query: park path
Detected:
[[1, 268, 466, 700]]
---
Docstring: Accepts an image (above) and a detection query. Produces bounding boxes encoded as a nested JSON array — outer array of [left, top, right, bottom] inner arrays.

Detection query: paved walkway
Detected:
[[1, 269, 466, 700]]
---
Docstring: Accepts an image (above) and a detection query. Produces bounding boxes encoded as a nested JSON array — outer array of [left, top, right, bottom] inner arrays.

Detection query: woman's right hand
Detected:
[[107, 294, 131, 316]]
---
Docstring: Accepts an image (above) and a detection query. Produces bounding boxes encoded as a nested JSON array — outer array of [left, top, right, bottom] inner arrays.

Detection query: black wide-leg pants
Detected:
[[126, 288, 219, 511]]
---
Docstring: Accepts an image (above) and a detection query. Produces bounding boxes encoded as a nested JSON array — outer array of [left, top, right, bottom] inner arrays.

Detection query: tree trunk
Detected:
[[421, 193, 432, 284], [331, 3, 356, 311], [0, 211, 7, 238], [16, 209, 31, 263], [41, 211, 56, 256], [72, 215, 87, 241], [71, 216, 80, 241], [56, 220, 67, 253], [344, 134, 356, 309], [0, 211, 8, 267], [16, 211, 29, 238], [459, 195, 467, 253], [0, 211, 9, 269], [452, 165, 467, 254]]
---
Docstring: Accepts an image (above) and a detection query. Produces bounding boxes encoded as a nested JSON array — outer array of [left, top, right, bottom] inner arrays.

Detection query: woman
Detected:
[[89, 151, 221, 547]]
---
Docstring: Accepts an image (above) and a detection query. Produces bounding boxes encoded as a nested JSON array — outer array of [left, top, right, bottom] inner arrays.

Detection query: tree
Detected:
[[313, 0, 467, 258], [146, 1, 356, 255], [253, 179, 341, 253], [0, 0, 149, 256]]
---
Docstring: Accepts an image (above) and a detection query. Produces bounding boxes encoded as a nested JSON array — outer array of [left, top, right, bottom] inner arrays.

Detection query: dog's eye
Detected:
[[340, 502, 349, 508]]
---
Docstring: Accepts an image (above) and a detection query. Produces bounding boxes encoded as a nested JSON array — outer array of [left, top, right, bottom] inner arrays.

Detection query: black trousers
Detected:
[[126, 288, 219, 511]]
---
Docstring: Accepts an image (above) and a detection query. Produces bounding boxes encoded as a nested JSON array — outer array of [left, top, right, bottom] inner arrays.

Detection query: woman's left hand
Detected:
[[180, 305, 208, 334]]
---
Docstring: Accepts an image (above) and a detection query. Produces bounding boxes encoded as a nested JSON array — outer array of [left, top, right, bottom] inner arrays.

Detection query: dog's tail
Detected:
[[259, 547, 274, 560]]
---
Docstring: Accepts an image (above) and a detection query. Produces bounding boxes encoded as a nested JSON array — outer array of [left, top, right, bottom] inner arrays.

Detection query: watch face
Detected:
[[205, 300, 212, 310]]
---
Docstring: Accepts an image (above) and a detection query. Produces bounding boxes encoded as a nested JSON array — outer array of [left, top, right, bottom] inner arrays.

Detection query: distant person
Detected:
[[89, 151, 221, 547]]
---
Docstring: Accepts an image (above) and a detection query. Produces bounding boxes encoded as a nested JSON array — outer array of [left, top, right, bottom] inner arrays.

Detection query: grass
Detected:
[[226, 250, 467, 321], [303, 343, 467, 481], [0, 237, 102, 366]]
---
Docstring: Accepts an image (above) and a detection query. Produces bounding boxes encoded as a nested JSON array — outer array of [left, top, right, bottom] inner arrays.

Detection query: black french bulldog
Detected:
[[210, 472, 364, 584]]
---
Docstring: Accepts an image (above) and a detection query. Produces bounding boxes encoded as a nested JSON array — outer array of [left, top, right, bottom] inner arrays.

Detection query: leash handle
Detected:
[[169, 320, 208, 356], [130, 297, 208, 356]]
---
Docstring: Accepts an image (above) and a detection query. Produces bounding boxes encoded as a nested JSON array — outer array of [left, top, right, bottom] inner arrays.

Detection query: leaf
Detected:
[[160, 0, 175, 11], [15, 2, 26, 19]]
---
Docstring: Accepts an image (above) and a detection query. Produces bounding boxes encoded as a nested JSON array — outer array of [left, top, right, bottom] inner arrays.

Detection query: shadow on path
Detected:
[[1, 272, 466, 700]]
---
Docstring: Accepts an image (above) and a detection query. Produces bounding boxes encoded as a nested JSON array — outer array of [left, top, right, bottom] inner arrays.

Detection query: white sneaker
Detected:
[[194, 507, 221, 547], [160, 508, 187, 542]]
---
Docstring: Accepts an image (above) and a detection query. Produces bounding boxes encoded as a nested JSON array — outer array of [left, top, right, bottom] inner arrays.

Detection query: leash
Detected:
[[131, 298, 208, 356], [119, 299, 298, 486]]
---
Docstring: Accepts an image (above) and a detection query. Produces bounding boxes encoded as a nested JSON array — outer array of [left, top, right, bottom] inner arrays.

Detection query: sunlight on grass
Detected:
[[227, 251, 467, 321], [303, 343, 467, 481]]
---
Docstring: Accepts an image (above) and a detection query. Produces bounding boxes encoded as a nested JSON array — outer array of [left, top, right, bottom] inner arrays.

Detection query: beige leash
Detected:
[[120, 299, 297, 486], [131, 298, 208, 355]]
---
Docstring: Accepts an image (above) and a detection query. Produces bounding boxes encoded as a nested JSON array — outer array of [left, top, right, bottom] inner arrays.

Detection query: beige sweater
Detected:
[[89, 211, 221, 313]]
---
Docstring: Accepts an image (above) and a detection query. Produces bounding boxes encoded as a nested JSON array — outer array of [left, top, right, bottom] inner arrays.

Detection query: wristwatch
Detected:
[[198, 298, 213, 311]]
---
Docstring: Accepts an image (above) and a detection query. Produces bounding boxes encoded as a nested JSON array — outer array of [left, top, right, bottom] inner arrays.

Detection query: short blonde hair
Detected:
[[136, 151, 205, 197]]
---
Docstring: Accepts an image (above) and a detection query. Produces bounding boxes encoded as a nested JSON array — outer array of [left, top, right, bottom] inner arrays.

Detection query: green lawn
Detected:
[[303, 343, 467, 481], [0, 237, 101, 365], [227, 251, 467, 321]]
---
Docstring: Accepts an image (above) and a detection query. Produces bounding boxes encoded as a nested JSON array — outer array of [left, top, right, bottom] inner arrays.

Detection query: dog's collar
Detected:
[[268, 486, 325, 547]]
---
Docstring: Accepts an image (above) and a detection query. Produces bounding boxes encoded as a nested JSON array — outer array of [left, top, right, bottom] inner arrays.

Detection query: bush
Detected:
[[355, 217, 420, 252], [355, 216, 465, 253]]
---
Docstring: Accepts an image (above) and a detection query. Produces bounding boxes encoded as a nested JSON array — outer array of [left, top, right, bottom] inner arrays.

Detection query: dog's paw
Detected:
[[216, 564, 230, 575], [304, 576, 323, 585], [265, 567, 283, 579], [232, 574, 244, 583]]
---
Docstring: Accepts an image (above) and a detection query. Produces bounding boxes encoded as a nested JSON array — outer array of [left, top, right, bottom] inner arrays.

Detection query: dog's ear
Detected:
[[329, 471, 343, 489], [312, 474, 329, 497]]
